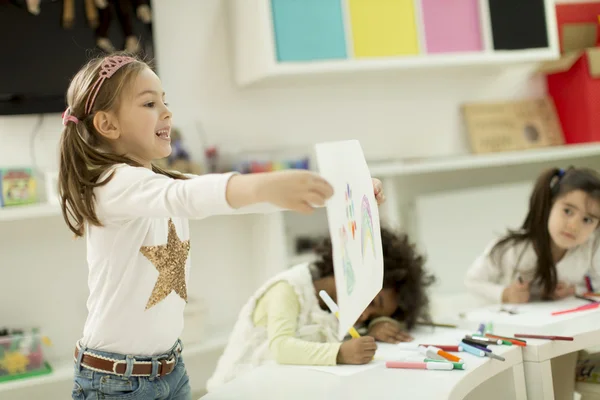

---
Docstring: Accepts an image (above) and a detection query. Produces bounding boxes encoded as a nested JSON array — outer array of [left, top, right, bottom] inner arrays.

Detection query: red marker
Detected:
[[419, 344, 460, 352], [514, 334, 573, 341]]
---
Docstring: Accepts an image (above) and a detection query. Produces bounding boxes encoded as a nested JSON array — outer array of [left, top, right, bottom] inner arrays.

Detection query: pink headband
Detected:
[[84, 55, 136, 115]]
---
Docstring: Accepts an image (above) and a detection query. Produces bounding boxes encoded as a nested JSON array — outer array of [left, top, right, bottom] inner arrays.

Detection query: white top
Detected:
[[207, 263, 338, 392], [464, 234, 600, 304], [80, 164, 265, 356]]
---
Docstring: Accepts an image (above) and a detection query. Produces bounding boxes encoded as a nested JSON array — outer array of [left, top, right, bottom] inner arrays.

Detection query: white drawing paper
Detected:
[[315, 140, 384, 340]]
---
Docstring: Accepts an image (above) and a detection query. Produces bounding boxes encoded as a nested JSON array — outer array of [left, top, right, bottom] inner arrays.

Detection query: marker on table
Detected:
[[459, 342, 486, 357], [418, 346, 446, 361], [462, 340, 504, 360], [462, 338, 490, 348], [419, 344, 460, 352], [585, 274, 594, 292], [402, 356, 467, 370], [319, 290, 360, 339], [462, 340, 489, 352], [465, 335, 503, 345], [385, 361, 453, 371], [485, 334, 526, 347], [576, 294, 598, 303], [513, 334, 574, 341], [477, 323, 485, 335], [484, 351, 506, 362], [424, 359, 467, 370], [427, 346, 463, 363]]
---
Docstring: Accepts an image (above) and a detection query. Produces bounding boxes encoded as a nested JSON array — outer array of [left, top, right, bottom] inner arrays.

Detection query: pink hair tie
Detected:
[[62, 108, 79, 126], [84, 55, 136, 115]]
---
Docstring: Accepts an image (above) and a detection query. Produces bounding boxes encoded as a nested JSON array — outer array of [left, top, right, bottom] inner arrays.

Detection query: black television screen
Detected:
[[0, 0, 155, 116]]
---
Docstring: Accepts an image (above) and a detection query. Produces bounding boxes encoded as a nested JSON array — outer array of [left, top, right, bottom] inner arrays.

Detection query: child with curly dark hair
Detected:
[[207, 224, 435, 392]]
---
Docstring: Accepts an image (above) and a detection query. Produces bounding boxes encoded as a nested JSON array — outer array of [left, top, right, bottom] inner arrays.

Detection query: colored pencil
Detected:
[[576, 294, 598, 303], [513, 334, 573, 341], [551, 302, 600, 316], [416, 322, 458, 329], [485, 334, 526, 346]]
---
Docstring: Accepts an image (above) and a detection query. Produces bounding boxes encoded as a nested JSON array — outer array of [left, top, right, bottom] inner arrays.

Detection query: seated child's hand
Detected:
[[502, 280, 530, 304], [372, 178, 385, 205], [367, 321, 413, 344], [337, 337, 377, 365], [552, 281, 576, 300]]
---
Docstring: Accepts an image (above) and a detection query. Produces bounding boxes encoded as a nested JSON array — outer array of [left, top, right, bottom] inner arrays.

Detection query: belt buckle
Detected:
[[112, 360, 126, 376]]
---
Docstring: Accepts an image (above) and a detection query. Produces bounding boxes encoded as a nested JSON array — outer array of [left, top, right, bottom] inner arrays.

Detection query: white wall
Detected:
[[0, 0, 595, 395]]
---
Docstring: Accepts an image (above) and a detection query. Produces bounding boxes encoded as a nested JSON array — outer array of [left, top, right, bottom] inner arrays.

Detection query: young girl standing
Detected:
[[207, 226, 434, 391], [465, 167, 600, 304], [60, 53, 335, 400]]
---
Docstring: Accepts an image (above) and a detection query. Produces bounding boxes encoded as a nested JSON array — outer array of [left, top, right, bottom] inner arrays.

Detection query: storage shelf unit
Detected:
[[230, 0, 559, 86]]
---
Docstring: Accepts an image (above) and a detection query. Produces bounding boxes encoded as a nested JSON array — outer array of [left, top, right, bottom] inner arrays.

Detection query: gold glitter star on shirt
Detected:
[[140, 219, 191, 310]]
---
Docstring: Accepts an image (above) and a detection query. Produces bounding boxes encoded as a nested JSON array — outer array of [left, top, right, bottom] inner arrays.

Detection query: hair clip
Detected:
[[62, 107, 79, 126], [84, 55, 136, 115]]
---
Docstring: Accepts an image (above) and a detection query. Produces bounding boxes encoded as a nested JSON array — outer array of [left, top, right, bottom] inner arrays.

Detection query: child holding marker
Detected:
[[465, 167, 600, 304], [206, 207, 435, 391]]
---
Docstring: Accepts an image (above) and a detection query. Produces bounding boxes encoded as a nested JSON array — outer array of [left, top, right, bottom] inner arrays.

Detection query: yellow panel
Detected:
[[348, 0, 419, 57]]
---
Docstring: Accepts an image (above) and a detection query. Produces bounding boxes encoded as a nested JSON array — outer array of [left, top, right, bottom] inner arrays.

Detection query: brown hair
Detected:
[[313, 226, 435, 330], [492, 167, 600, 298], [58, 52, 186, 237]]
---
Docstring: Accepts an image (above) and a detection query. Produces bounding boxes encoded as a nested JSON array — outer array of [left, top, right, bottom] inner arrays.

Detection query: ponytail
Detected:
[[58, 122, 104, 236]]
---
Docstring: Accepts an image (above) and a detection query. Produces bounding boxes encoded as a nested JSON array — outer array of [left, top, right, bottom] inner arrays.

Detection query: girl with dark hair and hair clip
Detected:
[[207, 223, 435, 392], [465, 167, 600, 304]]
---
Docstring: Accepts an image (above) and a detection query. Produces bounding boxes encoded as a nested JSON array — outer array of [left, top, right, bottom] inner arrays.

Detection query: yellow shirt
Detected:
[[252, 281, 341, 365]]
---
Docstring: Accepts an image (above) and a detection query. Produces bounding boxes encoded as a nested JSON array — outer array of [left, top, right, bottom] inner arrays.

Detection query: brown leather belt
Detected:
[[74, 346, 179, 377]]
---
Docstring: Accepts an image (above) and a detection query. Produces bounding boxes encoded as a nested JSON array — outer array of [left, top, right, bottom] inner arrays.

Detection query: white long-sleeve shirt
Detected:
[[464, 233, 600, 304], [80, 164, 274, 356]]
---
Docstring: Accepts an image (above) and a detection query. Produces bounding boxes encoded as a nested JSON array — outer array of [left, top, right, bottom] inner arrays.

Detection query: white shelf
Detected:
[[368, 143, 600, 178], [0, 203, 61, 222], [231, 0, 560, 86], [0, 363, 72, 393], [240, 49, 559, 86]]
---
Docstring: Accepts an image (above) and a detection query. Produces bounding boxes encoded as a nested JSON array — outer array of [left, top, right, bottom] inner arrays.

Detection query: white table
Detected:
[[200, 328, 526, 400], [457, 298, 600, 400]]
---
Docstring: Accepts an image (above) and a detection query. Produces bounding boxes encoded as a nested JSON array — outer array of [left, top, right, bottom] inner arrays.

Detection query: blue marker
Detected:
[[477, 323, 485, 334], [459, 342, 485, 357]]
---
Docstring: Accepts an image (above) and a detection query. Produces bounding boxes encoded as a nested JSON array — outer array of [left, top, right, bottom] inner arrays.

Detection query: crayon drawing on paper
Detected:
[[315, 140, 384, 340]]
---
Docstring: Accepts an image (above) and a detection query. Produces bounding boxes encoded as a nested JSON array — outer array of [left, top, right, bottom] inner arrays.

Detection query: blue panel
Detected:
[[271, 0, 348, 62]]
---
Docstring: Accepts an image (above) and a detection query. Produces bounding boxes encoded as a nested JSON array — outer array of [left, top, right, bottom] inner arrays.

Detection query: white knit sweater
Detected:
[[206, 263, 339, 391]]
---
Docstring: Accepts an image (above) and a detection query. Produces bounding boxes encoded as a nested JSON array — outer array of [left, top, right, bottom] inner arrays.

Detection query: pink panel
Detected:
[[421, 0, 483, 53]]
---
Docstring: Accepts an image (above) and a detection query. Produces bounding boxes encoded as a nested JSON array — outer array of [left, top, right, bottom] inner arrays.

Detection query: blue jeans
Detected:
[[72, 339, 192, 400]]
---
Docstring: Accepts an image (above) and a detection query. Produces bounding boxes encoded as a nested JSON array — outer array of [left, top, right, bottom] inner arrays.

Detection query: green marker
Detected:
[[424, 358, 467, 370]]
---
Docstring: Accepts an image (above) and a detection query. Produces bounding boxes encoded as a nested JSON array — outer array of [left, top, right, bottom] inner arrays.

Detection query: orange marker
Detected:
[[427, 346, 462, 363], [485, 334, 526, 347]]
